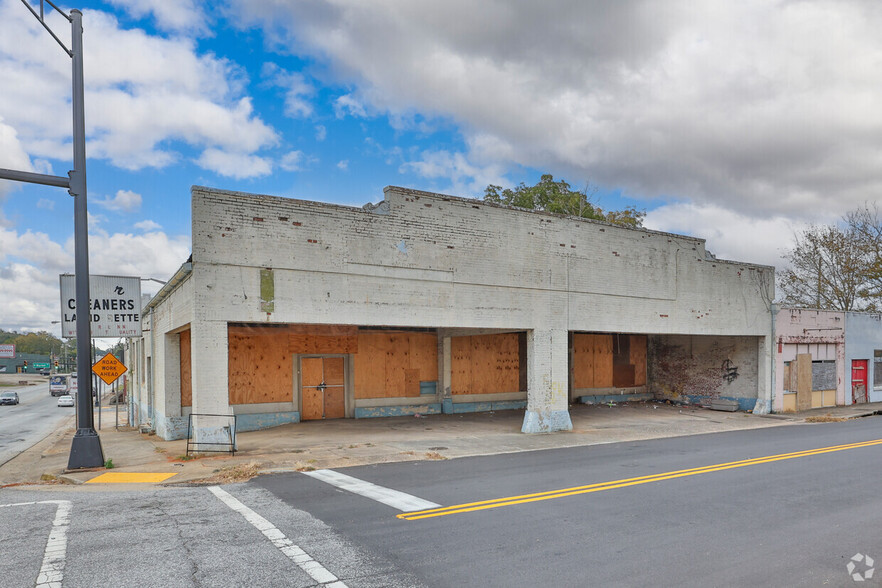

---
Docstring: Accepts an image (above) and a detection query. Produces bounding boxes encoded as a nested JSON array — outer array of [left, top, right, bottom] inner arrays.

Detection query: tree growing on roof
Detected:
[[482, 174, 645, 227]]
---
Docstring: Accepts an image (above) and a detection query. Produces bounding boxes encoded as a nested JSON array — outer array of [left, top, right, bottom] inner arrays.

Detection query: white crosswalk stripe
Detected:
[[208, 486, 347, 587], [302, 469, 440, 512]]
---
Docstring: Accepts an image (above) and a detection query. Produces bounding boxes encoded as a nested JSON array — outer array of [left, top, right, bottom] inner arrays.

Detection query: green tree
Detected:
[[11, 331, 63, 355], [0, 329, 19, 345], [483, 174, 645, 227]]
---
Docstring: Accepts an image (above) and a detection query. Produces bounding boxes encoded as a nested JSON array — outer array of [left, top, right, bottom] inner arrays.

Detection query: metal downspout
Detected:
[[770, 303, 778, 413]]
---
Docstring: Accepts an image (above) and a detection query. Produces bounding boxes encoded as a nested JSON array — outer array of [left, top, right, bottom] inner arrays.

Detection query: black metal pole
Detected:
[[67, 9, 104, 469]]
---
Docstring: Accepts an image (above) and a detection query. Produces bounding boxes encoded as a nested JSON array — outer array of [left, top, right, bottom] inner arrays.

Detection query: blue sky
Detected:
[[3, 0, 882, 333]]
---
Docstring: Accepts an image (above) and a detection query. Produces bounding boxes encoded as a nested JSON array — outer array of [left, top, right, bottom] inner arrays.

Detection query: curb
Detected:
[[57, 474, 85, 485]]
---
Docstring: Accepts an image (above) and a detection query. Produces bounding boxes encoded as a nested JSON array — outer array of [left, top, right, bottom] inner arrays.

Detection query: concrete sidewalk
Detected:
[[1, 400, 879, 488]]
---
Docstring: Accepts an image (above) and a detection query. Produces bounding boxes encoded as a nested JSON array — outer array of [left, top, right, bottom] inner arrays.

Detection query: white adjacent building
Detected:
[[127, 185, 775, 441]]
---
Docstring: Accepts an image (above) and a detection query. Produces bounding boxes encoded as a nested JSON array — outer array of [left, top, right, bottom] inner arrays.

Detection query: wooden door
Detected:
[[852, 360, 868, 404], [300, 356, 346, 420]]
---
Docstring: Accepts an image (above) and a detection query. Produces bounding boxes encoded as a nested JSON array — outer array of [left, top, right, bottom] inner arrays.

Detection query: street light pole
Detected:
[[0, 3, 103, 468], [67, 8, 104, 468]]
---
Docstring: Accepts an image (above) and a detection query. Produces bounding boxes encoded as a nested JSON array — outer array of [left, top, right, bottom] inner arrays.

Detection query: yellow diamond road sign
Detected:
[[92, 352, 128, 385]]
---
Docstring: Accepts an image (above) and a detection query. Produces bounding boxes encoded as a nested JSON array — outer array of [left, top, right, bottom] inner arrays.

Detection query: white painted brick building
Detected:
[[127, 186, 775, 441]]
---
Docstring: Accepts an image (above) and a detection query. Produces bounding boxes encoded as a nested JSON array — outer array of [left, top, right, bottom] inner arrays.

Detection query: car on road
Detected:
[[39, 368, 51, 376], [57, 395, 75, 407], [0, 391, 20, 405]]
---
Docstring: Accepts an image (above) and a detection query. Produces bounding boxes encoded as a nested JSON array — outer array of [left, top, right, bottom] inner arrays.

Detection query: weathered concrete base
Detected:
[[751, 398, 770, 415], [579, 393, 653, 404], [154, 414, 189, 441], [236, 411, 300, 432], [355, 404, 441, 418], [191, 425, 236, 452], [452, 400, 526, 413], [521, 409, 573, 433], [685, 395, 758, 412]]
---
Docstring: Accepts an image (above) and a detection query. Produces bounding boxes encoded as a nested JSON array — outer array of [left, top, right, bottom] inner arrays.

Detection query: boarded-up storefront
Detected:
[[572, 333, 647, 401]]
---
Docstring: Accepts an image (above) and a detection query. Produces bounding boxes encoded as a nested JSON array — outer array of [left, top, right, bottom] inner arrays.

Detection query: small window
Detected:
[[811, 360, 836, 391]]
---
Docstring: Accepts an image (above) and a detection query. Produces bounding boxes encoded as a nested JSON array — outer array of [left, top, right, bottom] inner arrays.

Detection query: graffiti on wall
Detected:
[[722, 359, 739, 383]]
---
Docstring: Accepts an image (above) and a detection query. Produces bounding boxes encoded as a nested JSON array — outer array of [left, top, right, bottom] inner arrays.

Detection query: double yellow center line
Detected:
[[398, 437, 882, 521]]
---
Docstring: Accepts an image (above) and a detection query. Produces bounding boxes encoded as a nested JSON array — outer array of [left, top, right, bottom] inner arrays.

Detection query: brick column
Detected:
[[522, 328, 572, 433], [190, 319, 233, 446]]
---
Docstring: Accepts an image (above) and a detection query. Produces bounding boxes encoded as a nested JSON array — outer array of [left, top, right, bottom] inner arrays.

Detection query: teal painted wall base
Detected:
[[579, 393, 654, 404], [442, 397, 454, 414], [521, 409, 573, 433], [452, 400, 527, 413], [685, 395, 757, 411], [355, 404, 441, 418], [235, 411, 301, 432]]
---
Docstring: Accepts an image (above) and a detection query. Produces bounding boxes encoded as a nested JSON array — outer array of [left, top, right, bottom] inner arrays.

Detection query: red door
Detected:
[[852, 360, 868, 404]]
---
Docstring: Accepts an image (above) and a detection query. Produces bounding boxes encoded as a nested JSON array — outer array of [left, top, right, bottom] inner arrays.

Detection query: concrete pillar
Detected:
[[190, 320, 233, 446], [753, 334, 772, 415], [441, 336, 453, 414], [522, 328, 573, 433], [163, 332, 182, 419]]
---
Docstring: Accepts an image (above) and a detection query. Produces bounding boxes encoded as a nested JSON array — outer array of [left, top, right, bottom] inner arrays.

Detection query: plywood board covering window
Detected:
[[288, 324, 358, 354], [573, 333, 646, 389], [573, 333, 613, 388], [228, 325, 293, 404], [630, 335, 647, 386], [180, 329, 191, 407], [353, 331, 438, 399], [451, 333, 520, 395]]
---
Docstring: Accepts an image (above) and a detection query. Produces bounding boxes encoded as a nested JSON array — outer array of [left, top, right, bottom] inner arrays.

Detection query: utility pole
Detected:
[[0, 2, 103, 468]]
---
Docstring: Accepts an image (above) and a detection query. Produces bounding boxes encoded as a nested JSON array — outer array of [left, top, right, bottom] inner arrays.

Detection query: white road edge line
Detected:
[[1, 499, 71, 588], [302, 469, 441, 512], [207, 486, 347, 588]]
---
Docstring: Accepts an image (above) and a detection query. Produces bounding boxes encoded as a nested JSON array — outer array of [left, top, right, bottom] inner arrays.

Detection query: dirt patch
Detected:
[[185, 462, 261, 485], [0, 374, 46, 387], [805, 415, 846, 423]]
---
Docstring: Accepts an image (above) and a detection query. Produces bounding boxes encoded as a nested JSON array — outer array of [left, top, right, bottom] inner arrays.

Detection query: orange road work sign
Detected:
[[92, 352, 128, 385]]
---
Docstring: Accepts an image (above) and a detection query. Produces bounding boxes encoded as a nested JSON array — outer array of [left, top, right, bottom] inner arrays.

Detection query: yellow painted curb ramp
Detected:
[[86, 472, 177, 484]]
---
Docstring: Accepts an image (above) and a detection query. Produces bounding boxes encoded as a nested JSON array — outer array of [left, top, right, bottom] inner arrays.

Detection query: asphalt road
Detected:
[[0, 380, 73, 466], [3, 418, 882, 587], [256, 418, 882, 587]]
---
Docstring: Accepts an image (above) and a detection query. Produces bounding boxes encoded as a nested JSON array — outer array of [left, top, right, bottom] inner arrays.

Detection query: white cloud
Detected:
[[280, 150, 304, 171], [0, 2, 277, 174], [104, 0, 210, 36], [36, 198, 54, 210], [334, 94, 367, 119], [230, 0, 882, 222], [0, 117, 34, 202], [336, 159, 349, 171], [196, 148, 272, 179], [644, 202, 816, 268], [400, 149, 506, 196], [315, 125, 327, 141], [84, 228, 191, 280], [0, 222, 190, 332], [262, 62, 314, 118], [95, 189, 142, 213], [134, 219, 162, 231]]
